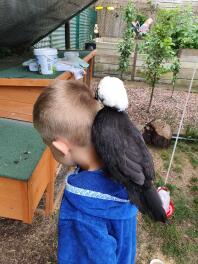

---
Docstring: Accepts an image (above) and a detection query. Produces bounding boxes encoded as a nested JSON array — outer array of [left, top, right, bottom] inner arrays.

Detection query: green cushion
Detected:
[[0, 118, 46, 181], [0, 50, 90, 79]]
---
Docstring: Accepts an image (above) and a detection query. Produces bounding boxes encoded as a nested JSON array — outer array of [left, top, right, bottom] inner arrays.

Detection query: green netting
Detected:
[[0, 1, 97, 48], [0, 118, 46, 181], [0, 50, 90, 79]]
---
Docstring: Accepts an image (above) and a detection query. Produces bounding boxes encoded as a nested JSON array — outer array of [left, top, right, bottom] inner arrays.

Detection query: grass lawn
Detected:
[[137, 142, 198, 264]]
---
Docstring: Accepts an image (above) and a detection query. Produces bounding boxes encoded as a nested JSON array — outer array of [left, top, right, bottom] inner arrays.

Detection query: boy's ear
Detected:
[[52, 139, 70, 156]]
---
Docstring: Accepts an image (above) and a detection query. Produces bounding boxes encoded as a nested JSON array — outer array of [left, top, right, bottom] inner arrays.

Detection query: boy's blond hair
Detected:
[[33, 80, 100, 146]]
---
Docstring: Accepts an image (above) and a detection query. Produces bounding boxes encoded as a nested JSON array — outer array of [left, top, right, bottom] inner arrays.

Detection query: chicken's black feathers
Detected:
[[92, 107, 167, 223]]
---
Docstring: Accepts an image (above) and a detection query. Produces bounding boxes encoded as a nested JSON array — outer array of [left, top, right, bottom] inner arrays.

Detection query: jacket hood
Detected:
[[62, 168, 138, 220]]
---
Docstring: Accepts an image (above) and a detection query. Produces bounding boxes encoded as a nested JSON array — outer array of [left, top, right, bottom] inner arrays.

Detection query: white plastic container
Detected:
[[29, 62, 38, 72], [64, 51, 79, 61], [34, 48, 58, 74]]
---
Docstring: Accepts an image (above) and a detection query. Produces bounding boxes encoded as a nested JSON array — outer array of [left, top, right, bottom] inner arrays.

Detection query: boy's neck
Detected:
[[71, 144, 103, 171]]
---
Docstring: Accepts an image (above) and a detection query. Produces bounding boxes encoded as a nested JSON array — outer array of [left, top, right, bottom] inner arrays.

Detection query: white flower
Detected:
[[98, 76, 128, 111]]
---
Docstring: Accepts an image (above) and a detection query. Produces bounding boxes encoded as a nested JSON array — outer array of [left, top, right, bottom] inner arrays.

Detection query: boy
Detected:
[[33, 80, 138, 264]]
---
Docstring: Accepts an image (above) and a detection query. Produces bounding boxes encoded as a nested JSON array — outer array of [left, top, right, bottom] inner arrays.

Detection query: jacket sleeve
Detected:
[[58, 219, 117, 264]]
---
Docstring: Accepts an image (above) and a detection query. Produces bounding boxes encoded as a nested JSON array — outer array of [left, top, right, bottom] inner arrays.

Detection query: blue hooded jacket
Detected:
[[58, 168, 138, 264]]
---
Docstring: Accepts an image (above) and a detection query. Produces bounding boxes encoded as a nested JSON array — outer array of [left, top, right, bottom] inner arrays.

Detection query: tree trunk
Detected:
[[171, 78, 176, 97], [171, 50, 181, 97], [147, 79, 156, 113], [131, 39, 138, 81]]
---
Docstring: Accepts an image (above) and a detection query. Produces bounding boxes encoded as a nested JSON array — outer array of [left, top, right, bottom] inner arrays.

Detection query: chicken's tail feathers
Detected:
[[127, 183, 167, 223]]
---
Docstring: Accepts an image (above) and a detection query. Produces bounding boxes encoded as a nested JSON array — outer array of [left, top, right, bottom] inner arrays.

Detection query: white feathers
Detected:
[[97, 76, 128, 111]]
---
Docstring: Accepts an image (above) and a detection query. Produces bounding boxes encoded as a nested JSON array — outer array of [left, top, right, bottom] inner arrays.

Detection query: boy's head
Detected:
[[33, 80, 100, 165]]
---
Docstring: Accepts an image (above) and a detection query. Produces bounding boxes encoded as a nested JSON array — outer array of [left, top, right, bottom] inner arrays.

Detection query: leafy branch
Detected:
[[118, 1, 136, 78]]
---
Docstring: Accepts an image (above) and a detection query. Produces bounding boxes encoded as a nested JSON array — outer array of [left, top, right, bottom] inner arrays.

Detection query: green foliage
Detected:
[[193, 197, 198, 209], [142, 143, 198, 263], [186, 227, 198, 239], [188, 153, 198, 168], [160, 144, 184, 173], [155, 176, 165, 188], [118, 1, 136, 75], [166, 183, 177, 194], [161, 150, 170, 161], [167, 7, 198, 92], [161, 224, 185, 260], [170, 56, 181, 95], [136, 12, 147, 26], [189, 18, 198, 49], [190, 185, 198, 192], [174, 197, 193, 223], [142, 7, 198, 105], [177, 141, 198, 168], [171, 7, 198, 51], [190, 177, 198, 184], [163, 7, 198, 92], [172, 164, 183, 173], [177, 141, 193, 153], [142, 189, 197, 263], [179, 128, 198, 168], [185, 125, 198, 139], [155, 174, 177, 194]]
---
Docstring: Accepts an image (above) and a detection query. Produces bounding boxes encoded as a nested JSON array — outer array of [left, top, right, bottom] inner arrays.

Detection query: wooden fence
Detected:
[[95, 0, 150, 38], [95, 0, 198, 38]]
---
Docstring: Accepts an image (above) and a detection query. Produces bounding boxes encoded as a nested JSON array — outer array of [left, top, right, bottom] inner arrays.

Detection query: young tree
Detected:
[[142, 9, 175, 112]]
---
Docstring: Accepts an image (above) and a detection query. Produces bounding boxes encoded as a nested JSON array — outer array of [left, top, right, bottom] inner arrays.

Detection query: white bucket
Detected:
[[150, 259, 164, 264], [34, 48, 58, 74]]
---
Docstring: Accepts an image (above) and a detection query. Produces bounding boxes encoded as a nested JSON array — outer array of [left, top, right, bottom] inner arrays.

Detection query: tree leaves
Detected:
[[118, 1, 136, 75]]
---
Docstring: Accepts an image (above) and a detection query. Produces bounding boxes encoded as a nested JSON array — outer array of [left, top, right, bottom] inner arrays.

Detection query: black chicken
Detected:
[[92, 106, 167, 223]]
